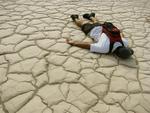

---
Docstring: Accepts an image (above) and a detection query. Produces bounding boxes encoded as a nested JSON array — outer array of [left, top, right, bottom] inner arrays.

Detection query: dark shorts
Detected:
[[81, 22, 102, 35]]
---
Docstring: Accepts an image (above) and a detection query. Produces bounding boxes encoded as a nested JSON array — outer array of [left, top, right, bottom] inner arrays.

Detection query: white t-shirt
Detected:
[[89, 26, 128, 53]]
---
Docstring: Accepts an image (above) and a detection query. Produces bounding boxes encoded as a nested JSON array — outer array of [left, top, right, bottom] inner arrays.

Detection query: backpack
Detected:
[[102, 22, 124, 53]]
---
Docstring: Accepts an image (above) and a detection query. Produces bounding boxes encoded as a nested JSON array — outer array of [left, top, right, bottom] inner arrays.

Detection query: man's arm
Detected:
[[120, 31, 125, 38], [66, 39, 92, 49]]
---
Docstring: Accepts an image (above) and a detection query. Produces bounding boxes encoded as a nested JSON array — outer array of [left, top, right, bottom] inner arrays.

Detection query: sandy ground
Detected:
[[0, 0, 150, 113]]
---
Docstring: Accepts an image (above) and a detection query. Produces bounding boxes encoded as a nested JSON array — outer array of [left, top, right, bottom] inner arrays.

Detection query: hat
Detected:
[[115, 47, 134, 59]]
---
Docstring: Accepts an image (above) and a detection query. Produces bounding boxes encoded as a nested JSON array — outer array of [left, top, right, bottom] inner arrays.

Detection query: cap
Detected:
[[115, 47, 134, 59]]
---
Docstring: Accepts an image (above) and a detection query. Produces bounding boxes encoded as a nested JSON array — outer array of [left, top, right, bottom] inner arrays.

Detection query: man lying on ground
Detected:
[[66, 13, 134, 59]]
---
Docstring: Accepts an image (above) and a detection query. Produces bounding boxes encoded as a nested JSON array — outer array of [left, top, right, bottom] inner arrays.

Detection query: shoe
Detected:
[[70, 15, 79, 21], [83, 13, 90, 20], [83, 13, 95, 20], [90, 13, 95, 18]]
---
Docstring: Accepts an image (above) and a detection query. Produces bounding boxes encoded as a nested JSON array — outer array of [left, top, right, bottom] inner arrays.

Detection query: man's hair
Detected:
[[114, 47, 134, 59]]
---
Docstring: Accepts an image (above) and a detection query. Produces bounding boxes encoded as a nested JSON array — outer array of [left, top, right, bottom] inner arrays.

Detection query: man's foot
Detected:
[[90, 13, 95, 18], [70, 15, 79, 21], [83, 13, 90, 20], [83, 13, 95, 20]]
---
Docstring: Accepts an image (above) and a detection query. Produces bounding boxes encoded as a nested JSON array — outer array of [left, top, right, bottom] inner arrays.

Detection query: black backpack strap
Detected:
[[120, 40, 124, 46], [108, 43, 114, 53]]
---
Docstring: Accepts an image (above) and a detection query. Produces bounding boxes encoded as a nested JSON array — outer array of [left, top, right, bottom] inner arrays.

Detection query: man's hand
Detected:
[[66, 39, 91, 49], [66, 39, 74, 46]]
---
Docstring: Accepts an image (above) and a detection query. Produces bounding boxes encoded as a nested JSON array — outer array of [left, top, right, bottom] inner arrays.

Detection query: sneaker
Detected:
[[70, 15, 79, 21], [90, 13, 95, 18], [83, 13, 95, 20], [83, 13, 90, 20]]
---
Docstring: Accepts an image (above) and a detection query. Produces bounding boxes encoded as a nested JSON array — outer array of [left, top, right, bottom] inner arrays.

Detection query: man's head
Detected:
[[114, 46, 134, 59]]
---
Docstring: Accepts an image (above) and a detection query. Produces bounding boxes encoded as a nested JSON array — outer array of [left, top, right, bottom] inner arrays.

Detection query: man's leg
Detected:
[[71, 15, 93, 35], [70, 15, 88, 28], [83, 13, 104, 24], [74, 18, 88, 28], [90, 17, 98, 23]]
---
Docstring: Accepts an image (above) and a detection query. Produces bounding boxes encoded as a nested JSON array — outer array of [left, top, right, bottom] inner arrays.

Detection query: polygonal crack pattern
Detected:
[[0, 0, 150, 113]]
